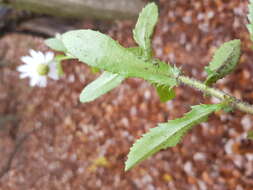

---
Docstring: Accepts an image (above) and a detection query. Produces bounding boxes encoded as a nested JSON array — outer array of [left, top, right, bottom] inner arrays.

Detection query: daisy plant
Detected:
[[19, 2, 253, 170]]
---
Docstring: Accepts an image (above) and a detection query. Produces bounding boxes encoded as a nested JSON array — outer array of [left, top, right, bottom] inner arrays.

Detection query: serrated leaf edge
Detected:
[[125, 104, 224, 171]]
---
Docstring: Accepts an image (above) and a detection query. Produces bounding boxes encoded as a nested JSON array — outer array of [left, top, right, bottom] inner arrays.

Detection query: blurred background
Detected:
[[0, 0, 253, 189]]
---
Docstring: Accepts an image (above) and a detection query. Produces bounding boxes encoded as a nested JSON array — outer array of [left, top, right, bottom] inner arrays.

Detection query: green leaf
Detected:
[[247, 131, 253, 140], [133, 3, 158, 59], [248, 1, 253, 30], [61, 30, 179, 87], [248, 0, 253, 22], [247, 24, 253, 37], [45, 36, 67, 52], [83, 46, 144, 102], [248, 0, 253, 42], [90, 67, 100, 73], [155, 85, 175, 102], [80, 72, 124, 103], [80, 47, 143, 103], [125, 103, 224, 171], [127, 47, 143, 57], [204, 40, 241, 86], [54, 55, 67, 76]]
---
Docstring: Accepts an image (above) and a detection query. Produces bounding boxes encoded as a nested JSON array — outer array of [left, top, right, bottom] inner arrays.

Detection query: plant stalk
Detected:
[[177, 75, 253, 114]]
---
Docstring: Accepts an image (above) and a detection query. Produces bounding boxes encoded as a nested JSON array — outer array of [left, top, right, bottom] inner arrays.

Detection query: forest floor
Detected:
[[1, 0, 253, 189]]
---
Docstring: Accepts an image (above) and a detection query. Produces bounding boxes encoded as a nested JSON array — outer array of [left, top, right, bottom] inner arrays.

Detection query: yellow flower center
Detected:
[[37, 64, 49, 76]]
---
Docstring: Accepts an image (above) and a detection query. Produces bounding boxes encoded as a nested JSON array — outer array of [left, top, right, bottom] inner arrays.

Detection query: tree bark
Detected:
[[0, 0, 145, 20]]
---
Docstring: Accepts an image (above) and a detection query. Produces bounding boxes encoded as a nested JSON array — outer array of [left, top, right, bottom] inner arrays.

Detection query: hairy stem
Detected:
[[177, 75, 253, 114]]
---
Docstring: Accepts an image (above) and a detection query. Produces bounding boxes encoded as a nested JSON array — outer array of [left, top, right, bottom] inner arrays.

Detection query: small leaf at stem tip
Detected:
[[125, 103, 224, 171], [133, 2, 158, 59], [80, 72, 124, 103], [155, 85, 175, 102], [204, 39, 241, 86]]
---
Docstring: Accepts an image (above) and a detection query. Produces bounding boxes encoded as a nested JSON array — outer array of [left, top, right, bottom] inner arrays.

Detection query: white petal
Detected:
[[21, 56, 35, 65], [20, 72, 30, 79], [45, 52, 54, 63], [17, 65, 31, 72], [48, 60, 57, 67], [29, 49, 38, 58], [29, 50, 44, 63], [30, 64, 38, 73], [48, 62, 59, 80], [38, 51, 47, 62], [29, 75, 39, 87], [48, 71, 59, 80], [38, 77, 47, 87]]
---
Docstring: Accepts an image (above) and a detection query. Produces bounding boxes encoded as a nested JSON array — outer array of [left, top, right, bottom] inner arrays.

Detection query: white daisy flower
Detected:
[[17, 49, 60, 87]]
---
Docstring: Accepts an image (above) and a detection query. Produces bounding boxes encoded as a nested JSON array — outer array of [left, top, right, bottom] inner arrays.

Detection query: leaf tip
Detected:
[[124, 153, 137, 171], [124, 162, 130, 171], [45, 37, 67, 52], [79, 90, 90, 103]]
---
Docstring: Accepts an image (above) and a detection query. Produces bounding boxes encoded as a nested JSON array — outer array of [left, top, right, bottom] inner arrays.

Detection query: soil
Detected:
[[1, 0, 253, 189]]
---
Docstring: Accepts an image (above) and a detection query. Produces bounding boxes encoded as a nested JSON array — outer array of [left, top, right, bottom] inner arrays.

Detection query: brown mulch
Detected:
[[1, 0, 253, 189]]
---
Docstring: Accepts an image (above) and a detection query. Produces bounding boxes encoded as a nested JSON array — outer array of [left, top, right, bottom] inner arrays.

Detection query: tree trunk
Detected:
[[0, 0, 145, 20]]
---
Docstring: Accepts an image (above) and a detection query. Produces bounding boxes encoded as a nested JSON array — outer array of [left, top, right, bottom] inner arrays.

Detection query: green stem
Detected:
[[55, 55, 73, 62], [177, 75, 253, 114]]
